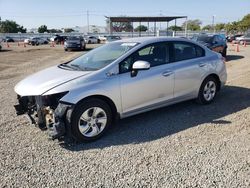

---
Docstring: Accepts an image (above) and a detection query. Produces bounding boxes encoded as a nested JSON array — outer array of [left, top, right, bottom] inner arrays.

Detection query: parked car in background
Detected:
[[14, 37, 227, 142], [3, 37, 15, 42], [24, 38, 31, 44], [235, 33, 250, 45], [98, 35, 107, 42], [84, 36, 98, 44], [226, 34, 243, 42], [25, 37, 49, 45], [50, 35, 67, 44], [64, 36, 86, 51], [106, 35, 121, 43], [0, 43, 2, 51], [192, 34, 227, 57]]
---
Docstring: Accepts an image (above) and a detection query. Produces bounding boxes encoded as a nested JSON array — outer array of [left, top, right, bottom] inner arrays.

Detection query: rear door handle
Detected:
[[199, 63, 207, 67], [162, 71, 173, 77]]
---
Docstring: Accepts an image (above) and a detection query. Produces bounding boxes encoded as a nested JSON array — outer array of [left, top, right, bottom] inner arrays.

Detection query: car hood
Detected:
[[15, 65, 91, 96]]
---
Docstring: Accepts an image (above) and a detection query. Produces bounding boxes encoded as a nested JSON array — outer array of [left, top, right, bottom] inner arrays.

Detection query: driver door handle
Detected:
[[162, 71, 173, 77]]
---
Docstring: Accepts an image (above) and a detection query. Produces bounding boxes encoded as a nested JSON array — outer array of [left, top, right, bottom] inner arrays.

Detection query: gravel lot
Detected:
[[0, 42, 249, 187]]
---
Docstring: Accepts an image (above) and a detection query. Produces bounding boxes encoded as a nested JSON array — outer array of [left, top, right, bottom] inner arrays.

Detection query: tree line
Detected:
[[0, 17, 74, 33]]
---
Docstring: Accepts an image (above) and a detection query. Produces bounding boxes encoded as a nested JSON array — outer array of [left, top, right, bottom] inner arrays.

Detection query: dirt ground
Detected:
[[0, 42, 249, 187]]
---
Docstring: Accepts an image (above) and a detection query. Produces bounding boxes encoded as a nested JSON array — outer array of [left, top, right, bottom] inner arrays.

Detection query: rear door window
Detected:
[[173, 42, 205, 61]]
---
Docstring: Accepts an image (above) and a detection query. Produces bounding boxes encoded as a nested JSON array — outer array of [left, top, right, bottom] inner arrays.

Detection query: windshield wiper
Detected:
[[71, 64, 98, 71], [58, 63, 79, 70], [70, 64, 84, 71]]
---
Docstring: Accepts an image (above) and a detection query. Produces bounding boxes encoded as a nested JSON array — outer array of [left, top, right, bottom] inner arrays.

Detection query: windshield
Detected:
[[67, 42, 138, 71], [67, 36, 81, 40], [196, 36, 213, 43]]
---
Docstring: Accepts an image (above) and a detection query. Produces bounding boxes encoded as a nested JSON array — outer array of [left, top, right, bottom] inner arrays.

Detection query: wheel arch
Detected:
[[74, 95, 119, 120]]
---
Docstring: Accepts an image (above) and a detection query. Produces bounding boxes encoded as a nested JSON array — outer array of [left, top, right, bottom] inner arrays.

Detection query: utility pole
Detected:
[[184, 16, 188, 37], [212, 15, 216, 34], [87, 10, 89, 33], [159, 10, 162, 30]]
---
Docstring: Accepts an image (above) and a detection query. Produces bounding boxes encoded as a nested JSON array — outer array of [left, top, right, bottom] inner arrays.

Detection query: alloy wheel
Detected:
[[78, 107, 107, 137], [203, 81, 216, 101]]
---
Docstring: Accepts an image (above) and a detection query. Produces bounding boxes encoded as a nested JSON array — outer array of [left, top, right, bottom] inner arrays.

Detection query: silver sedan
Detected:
[[14, 37, 227, 142]]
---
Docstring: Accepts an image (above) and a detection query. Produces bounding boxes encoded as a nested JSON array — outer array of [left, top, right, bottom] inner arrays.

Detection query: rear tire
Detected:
[[197, 76, 218, 105], [71, 99, 112, 142], [222, 47, 227, 57]]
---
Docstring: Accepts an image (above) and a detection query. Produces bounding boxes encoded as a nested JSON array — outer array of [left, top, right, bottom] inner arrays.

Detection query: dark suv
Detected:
[[192, 34, 227, 57], [64, 36, 86, 51]]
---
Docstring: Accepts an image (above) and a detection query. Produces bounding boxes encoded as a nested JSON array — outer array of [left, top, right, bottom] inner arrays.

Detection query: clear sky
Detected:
[[0, 0, 249, 29]]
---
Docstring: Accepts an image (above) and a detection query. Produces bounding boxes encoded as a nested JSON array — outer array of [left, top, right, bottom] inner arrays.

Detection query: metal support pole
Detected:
[[109, 18, 112, 35], [148, 21, 149, 36], [87, 10, 89, 33], [167, 21, 169, 36], [212, 15, 215, 34], [173, 19, 177, 37], [185, 16, 188, 37], [154, 21, 156, 36], [132, 22, 134, 38], [139, 21, 141, 37]]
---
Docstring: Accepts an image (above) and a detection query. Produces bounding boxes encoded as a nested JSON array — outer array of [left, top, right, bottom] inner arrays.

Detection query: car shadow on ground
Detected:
[[0, 49, 12, 52], [226, 55, 244, 62], [60, 85, 250, 151], [66, 48, 93, 52]]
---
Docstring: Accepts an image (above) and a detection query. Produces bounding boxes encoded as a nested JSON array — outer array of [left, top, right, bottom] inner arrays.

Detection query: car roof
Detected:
[[116, 36, 195, 45]]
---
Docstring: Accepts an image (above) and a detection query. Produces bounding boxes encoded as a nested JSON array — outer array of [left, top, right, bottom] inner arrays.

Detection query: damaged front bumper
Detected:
[[14, 93, 73, 140]]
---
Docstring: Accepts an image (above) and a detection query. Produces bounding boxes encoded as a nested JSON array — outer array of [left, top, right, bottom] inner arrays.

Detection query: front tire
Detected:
[[197, 76, 218, 104], [71, 99, 112, 142]]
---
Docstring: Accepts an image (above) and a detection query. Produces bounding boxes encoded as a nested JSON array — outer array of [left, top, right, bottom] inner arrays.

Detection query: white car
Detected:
[[84, 36, 99, 44], [24, 38, 31, 44], [98, 35, 107, 42], [235, 33, 250, 45]]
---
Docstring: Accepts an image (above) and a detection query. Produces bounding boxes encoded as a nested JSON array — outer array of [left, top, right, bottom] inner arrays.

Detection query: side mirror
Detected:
[[131, 60, 150, 77]]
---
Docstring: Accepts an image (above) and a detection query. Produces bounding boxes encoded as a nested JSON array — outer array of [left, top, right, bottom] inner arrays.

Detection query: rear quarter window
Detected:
[[195, 45, 205, 57]]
